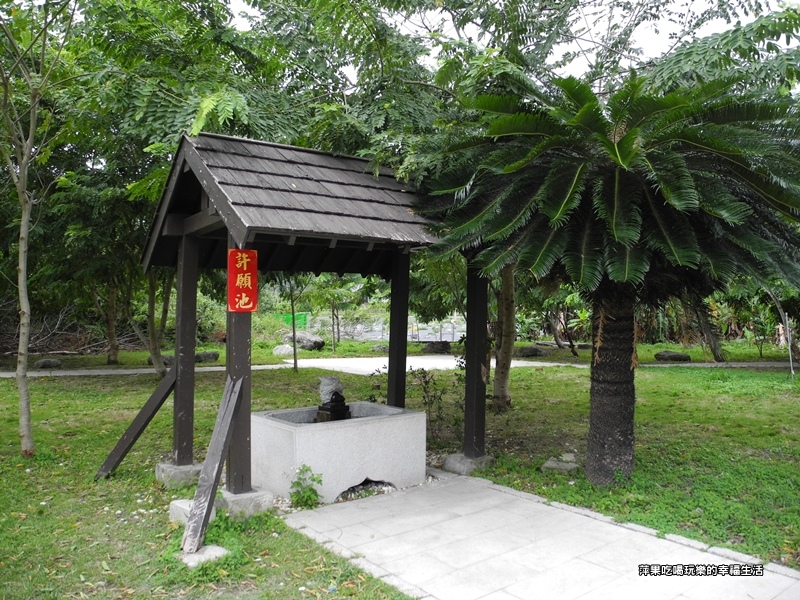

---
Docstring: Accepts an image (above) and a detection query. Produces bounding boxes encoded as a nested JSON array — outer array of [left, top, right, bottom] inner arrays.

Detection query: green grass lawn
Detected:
[[0, 370, 410, 600], [1, 344, 799, 598]]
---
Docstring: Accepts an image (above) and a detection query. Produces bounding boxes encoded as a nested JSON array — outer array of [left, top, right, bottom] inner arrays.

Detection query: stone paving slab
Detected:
[[283, 473, 800, 600]]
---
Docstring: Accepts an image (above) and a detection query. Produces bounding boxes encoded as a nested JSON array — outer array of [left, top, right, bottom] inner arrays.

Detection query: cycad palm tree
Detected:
[[422, 75, 800, 485]]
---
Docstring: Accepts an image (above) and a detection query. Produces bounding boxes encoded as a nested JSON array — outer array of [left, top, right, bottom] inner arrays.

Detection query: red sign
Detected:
[[227, 249, 258, 312]]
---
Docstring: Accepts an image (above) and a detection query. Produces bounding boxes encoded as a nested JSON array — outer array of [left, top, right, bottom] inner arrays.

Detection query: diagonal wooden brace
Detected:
[[95, 366, 177, 480], [182, 376, 243, 554]]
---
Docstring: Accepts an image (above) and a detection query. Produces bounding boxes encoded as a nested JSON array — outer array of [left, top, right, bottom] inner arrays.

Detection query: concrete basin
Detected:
[[251, 402, 426, 503]]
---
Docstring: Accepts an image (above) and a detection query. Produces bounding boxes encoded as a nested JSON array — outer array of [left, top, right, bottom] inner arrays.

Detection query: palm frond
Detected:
[[517, 219, 569, 280], [636, 149, 699, 212], [562, 214, 605, 290], [537, 159, 587, 226], [593, 168, 642, 245], [552, 76, 598, 113], [566, 102, 610, 137], [596, 127, 640, 169], [485, 112, 559, 138], [605, 241, 651, 285], [697, 239, 738, 283], [692, 173, 752, 225], [641, 187, 702, 268], [496, 136, 572, 174]]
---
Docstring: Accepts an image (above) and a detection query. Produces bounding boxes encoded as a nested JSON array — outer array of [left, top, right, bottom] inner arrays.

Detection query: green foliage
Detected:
[[647, 8, 800, 91], [290, 464, 323, 509], [418, 71, 800, 305]]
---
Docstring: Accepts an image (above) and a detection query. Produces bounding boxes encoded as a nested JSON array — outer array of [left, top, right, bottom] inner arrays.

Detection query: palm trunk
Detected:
[[585, 282, 636, 485], [492, 264, 515, 411]]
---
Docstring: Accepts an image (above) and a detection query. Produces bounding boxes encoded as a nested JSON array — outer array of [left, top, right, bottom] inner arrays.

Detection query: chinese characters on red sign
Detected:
[[227, 249, 258, 312]]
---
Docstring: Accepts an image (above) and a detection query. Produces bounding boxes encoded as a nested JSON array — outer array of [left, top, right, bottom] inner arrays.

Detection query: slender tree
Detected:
[[0, 0, 76, 457]]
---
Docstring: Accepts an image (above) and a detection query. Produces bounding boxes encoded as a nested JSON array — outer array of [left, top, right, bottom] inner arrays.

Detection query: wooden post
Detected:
[[464, 264, 488, 458], [226, 239, 253, 494], [174, 234, 198, 465], [387, 251, 410, 407]]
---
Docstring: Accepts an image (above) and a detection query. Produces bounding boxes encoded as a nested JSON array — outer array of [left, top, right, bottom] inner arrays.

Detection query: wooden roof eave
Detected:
[[182, 138, 249, 249], [141, 140, 190, 271]]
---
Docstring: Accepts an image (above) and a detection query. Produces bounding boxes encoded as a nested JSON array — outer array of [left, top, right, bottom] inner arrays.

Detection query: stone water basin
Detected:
[[251, 402, 426, 504]]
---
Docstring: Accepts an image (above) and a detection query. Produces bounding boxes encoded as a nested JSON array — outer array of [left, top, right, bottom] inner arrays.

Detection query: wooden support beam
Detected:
[[174, 235, 199, 466], [182, 376, 243, 554], [95, 367, 177, 480], [387, 251, 410, 407], [464, 264, 489, 458], [183, 212, 224, 236], [226, 234, 253, 494], [226, 309, 252, 493]]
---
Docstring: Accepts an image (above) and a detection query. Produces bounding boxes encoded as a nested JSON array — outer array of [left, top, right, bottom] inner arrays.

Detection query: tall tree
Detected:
[[418, 71, 800, 484], [0, 0, 77, 457]]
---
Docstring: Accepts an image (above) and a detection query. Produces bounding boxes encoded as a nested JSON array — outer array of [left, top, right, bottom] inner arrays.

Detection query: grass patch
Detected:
[[0, 371, 409, 599], [2, 349, 799, 597]]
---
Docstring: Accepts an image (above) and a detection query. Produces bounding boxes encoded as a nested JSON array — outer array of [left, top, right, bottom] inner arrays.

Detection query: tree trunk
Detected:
[[147, 271, 167, 379], [585, 282, 636, 485], [548, 310, 566, 348], [492, 264, 515, 412], [330, 301, 336, 352], [17, 197, 35, 458], [692, 299, 725, 363], [103, 285, 120, 365], [290, 281, 298, 372]]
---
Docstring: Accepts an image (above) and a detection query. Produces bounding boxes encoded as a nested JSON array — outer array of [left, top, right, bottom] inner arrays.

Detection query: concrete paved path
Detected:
[[5, 355, 789, 379], [0, 355, 571, 378], [285, 470, 800, 600]]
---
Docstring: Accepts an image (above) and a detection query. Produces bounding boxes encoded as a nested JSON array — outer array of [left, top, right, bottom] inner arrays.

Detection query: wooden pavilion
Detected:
[[98, 132, 490, 548]]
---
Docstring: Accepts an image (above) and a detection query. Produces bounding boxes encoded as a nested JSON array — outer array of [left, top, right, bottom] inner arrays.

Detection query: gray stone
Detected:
[[195, 351, 219, 363], [421, 340, 451, 354], [442, 453, 495, 476], [179, 544, 230, 568], [169, 498, 216, 524], [318, 375, 344, 403], [560, 453, 576, 463], [155, 462, 202, 489], [282, 330, 325, 351], [370, 344, 390, 353], [33, 358, 62, 369], [217, 488, 275, 519], [272, 344, 294, 356], [514, 345, 548, 358], [654, 350, 691, 362], [541, 457, 579, 473], [147, 355, 175, 366]]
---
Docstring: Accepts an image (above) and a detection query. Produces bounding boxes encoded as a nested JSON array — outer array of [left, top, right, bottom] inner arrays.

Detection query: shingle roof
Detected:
[[143, 133, 436, 277]]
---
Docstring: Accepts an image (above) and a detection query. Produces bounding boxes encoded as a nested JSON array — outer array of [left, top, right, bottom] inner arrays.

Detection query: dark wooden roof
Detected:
[[143, 133, 436, 277]]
